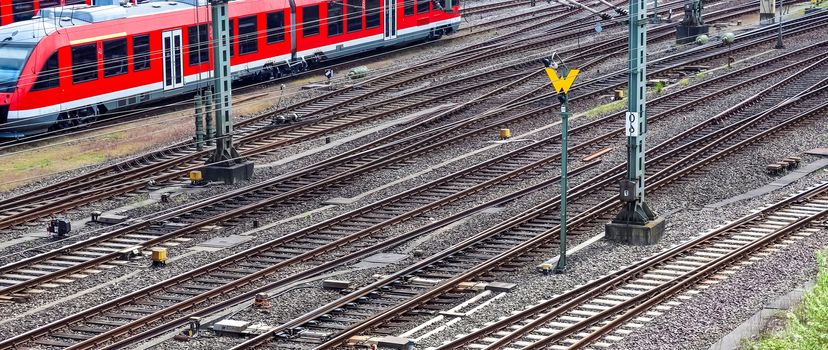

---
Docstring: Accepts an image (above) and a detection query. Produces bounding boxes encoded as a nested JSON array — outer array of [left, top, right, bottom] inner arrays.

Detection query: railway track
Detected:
[[435, 182, 828, 350], [0, 5, 824, 350], [0, 0, 771, 232], [0, 0, 821, 299], [0, 107, 604, 348], [2, 7, 817, 301], [0, 0, 559, 154], [0, 0, 607, 231], [225, 52, 828, 349], [460, 0, 533, 16]]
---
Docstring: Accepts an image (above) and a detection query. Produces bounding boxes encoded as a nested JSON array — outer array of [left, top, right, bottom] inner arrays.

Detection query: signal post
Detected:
[[605, 0, 664, 245], [544, 60, 579, 273], [201, 0, 254, 184]]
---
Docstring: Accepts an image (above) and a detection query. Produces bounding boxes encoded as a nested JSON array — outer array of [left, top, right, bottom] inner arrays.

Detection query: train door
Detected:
[[384, 0, 397, 40], [162, 29, 185, 90]]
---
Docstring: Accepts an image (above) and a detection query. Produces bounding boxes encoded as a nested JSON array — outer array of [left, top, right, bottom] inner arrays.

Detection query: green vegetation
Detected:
[[654, 81, 666, 95], [585, 99, 627, 118], [678, 78, 691, 87], [102, 130, 127, 141], [742, 249, 828, 350], [695, 71, 708, 80]]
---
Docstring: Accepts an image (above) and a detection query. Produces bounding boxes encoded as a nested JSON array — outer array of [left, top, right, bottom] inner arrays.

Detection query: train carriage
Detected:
[[0, 0, 460, 136]]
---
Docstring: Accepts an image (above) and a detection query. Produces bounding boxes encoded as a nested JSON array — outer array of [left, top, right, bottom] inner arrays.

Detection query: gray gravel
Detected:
[[0, 5, 824, 349]]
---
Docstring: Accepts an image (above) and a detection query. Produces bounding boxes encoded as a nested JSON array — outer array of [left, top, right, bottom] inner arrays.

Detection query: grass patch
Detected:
[[654, 81, 666, 95], [678, 78, 691, 87], [0, 118, 193, 191], [101, 130, 127, 142], [695, 71, 708, 80], [742, 249, 828, 350], [585, 99, 627, 118]]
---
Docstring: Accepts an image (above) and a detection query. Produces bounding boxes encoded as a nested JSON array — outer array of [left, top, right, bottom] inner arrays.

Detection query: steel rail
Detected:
[[0, 3, 607, 229], [3, 30, 821, 304], [0, 68, 545, 298], [523, 196, 828, 349], [0, 134, 602, 348], [438, 180, 828, 349], [6, 19, 800, 344], [0, 0, 740, 229], [434, 88, 828, 350], [302, 74, 828, 350]]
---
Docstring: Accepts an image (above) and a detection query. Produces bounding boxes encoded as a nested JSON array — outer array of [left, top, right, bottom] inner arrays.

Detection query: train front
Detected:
[[0, 21, 55, 138]]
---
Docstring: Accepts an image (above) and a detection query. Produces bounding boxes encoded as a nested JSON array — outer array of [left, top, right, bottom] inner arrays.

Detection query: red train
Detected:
[[0, 0, 460, 136]]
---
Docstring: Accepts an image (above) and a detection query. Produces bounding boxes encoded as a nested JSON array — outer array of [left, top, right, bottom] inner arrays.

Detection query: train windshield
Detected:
[[0, 42, 35, 93]]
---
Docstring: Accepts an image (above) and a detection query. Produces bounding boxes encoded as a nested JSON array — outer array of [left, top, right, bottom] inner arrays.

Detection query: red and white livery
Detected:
[[0, 0, 460, 136]]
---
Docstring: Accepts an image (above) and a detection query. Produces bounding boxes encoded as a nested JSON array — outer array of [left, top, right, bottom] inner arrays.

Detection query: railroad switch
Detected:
[[253, 293, 271, 309], [150, 247, 167, 267], [90, 211, 101, 222], [47, 218, 71, 239]]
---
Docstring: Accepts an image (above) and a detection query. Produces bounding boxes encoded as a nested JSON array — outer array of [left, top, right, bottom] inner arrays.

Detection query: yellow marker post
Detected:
[[545, 65, 578, 273]]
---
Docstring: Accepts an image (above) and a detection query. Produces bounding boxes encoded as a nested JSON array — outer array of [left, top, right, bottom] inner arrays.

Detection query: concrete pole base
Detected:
[[604, 216, 665, 245], [676, 25, 710, 44], [202, 162, 254, 185]]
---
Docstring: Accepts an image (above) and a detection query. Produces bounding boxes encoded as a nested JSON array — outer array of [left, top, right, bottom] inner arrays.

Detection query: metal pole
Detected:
[[208, 0, 241, 164], [605, 0, 663, 245], [194, 92, 204, 151], [555, 93, 569, 273], [775, 0, 784, 49], [652, 0, 659, 23], [204, 88, 214, 146]]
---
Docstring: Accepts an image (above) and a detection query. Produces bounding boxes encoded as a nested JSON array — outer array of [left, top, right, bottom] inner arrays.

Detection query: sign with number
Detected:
[[625, 112, 640, 136]]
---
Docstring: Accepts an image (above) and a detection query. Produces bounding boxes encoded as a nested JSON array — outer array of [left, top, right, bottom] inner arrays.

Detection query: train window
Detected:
[[365, 0, 379, 28], [238, 16, 258, 54], [188, 24, 209, 65], [417, 0, 429, 13], [346, 0, 362, 32], [32, 51, 59, 91], [71, 44, 98, 84], [302, 5, 320, 37], [11, 0, 34, 22], [437, 0, 445, 9], [103, 38, 128, 77], [404, 0, 414, 16], [266, 11, 285, 43], [64, 0, 84, 4], [327, 1, 344, 36], [0, 43, 35, 93], [132, 34, 150, 71], [39, 0, 59, 9]]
